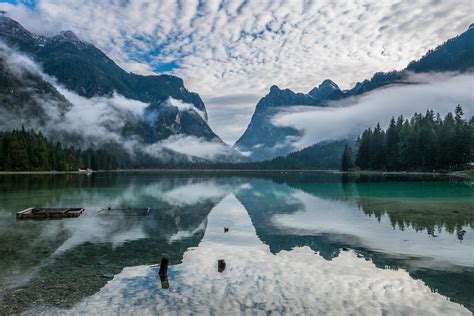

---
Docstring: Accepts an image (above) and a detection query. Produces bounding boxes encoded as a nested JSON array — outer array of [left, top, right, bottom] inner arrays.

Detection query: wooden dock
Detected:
[[16, 207, 84, 220]]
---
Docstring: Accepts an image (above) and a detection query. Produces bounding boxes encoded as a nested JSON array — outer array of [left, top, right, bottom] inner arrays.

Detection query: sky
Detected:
[[0, 0, 472, 144]]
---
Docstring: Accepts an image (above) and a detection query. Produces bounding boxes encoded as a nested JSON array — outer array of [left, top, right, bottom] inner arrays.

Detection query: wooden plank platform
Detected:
[[96, 208, 151, 216], [16, 207, 84, 220]]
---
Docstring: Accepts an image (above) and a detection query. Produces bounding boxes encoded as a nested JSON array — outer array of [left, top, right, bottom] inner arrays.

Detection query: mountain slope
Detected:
[[235, 81, 343, 160], [235, 25, 474, 161], [263, 139, 353, 170], [0, 43, 72, 129], [0, 14, 221, 145], [0, 14, 245, 163]]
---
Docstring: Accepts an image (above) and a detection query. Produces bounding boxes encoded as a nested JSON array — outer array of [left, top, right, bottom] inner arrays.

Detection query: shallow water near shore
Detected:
[[0, 172, 472, 314]]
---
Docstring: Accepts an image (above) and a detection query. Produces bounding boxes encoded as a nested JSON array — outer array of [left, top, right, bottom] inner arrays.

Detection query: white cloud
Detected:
[[37, 194, 471, 315], [271, 190, 474, 268], [144, 134, 236, 161], [56, 88, 149, 144], [0, 43, 238, 161], [120, 61, 156, 76], [272, 72, 474, 149], [166, 97, 206, 121], [1, 0, 471, 144], [158, 182, 229, 206]]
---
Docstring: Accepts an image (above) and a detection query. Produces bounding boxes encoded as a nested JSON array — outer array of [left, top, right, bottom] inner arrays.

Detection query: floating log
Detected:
[[218, 259, 226, 273], [96, 208, 151, 216], [16, 207, 84, 220]]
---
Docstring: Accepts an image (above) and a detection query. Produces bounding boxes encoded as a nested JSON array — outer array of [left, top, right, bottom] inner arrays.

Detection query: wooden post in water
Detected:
[[159, 257, 170, 289], [218, 259, 226, 273], [160, 274, 169, 289], [159, 258, 169, 276]]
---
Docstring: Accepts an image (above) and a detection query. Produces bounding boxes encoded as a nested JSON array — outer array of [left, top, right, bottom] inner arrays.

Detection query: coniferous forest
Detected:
[[355, 105, 473, 171], [1, 106, 472, 172], [0, 128, 130, 171]]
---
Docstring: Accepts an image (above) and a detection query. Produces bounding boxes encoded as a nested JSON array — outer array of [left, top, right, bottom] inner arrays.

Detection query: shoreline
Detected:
[[0, 169, 472, 178]]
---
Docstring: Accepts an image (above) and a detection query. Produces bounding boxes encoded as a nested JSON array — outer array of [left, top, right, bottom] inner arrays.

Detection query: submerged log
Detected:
[[96, 207, 151, 216]]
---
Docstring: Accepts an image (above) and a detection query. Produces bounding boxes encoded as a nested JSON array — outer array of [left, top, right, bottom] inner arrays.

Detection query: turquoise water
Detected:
[[0, 172, 472, 314]]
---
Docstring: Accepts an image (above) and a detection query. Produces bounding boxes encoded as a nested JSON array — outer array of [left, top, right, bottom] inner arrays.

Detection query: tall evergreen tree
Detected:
[[355, 106, 472, 171], [385, 117, 400, 170], [355, 129, 372, 169], [341, 144, 354, 171], [370, 123, 386, 170]]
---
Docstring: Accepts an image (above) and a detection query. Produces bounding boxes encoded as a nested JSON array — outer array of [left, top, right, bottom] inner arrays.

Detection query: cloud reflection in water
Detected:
[[52, 194, 470, 315]]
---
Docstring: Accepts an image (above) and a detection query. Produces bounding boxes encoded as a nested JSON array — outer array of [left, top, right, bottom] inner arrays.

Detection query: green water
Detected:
[[0, 172, 472, 314]]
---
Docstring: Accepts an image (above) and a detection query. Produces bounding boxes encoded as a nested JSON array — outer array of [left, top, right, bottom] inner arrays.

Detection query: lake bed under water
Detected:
[[0, 172, 472, 314]]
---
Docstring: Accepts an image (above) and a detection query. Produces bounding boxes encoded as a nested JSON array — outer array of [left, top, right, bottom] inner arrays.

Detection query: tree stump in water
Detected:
[[218, 259, 226, 273], [159, 258, 169, 276], [160, 274, 169, 289]]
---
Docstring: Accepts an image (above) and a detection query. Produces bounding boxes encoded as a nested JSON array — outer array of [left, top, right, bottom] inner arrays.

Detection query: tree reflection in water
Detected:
[[0, 172, 471, 314]]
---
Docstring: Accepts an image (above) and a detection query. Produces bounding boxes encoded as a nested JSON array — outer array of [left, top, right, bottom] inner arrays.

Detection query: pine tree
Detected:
[[370, 123, 386, 170], [355, 129, 372, 169], [356, 106, 473, 171], [385, 117, 400, 170], [0, 132, 3, 171], [341, 144, 354, 171], [418, 110, 436, 170], [397, 120, 413, 170]]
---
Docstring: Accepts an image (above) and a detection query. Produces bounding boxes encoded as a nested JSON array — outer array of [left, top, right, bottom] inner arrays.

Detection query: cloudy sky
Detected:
[[0, 0, 472, 144]]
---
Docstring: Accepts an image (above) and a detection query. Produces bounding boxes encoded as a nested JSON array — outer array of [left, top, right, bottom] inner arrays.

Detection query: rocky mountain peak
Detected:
[[319, 79, 339, 89], [269, 85, 281, 93], [308, 79, 340, 100], [58, 30, 80, 41]]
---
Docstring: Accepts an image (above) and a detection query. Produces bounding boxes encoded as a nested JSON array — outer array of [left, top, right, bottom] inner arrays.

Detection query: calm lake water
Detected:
[[0, 172, 472, 315]]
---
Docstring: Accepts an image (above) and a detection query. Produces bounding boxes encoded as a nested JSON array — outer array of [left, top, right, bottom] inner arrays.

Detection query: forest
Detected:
[[354, 105, 473, 171], [0, 128, 131, 171], [1, 105, 472, 172]]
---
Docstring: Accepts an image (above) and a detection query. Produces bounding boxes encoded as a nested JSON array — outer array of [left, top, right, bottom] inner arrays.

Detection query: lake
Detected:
[[0, 172, 472, 315]]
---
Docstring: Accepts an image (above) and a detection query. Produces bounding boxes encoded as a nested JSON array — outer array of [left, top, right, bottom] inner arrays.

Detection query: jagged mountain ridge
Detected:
[[0, 15, 244, 163], [0, 15, 222, 144], [0, 15, 206, 113], [235, 24, 474, 161]]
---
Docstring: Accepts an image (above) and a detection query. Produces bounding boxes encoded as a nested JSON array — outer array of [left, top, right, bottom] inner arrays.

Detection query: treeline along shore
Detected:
[[0, 106, 472, 173], [354, 105, 472, 172]]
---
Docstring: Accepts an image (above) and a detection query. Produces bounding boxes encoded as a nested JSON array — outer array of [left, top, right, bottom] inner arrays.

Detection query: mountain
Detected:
[[235, 81, 343, 160], [235, 25, 474, 161], [0, 14, 241, 163], [262, 139, 354, 170], [0, 43, 72, 129]]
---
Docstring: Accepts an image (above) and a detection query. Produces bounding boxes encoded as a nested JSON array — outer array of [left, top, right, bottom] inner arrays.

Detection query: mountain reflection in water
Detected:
[[0, 172, 472, 314]]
